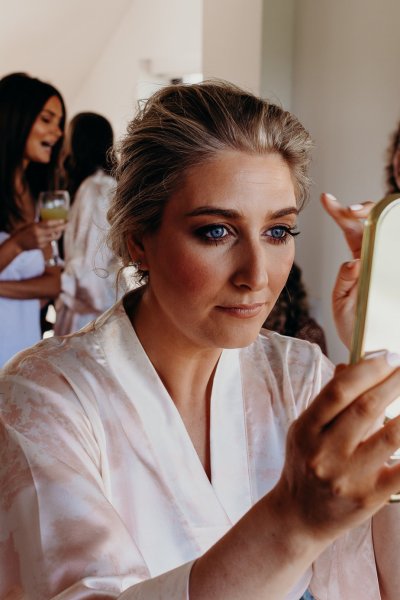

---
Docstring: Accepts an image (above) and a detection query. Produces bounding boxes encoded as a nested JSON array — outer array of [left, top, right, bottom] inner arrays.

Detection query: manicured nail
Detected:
[[324, 193, 338, 203], [364, 350, 388, 360], [387, 352, 400, 367], [364, 350, 400, 367], [350, 204, 364, 211]]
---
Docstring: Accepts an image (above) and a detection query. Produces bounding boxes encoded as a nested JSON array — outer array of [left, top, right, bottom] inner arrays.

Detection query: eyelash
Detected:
[[195, 224, 300, 246]]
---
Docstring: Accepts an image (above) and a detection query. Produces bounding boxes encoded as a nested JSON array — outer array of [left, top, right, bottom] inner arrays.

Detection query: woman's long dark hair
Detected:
[[0, 72, 66, 232], [64, 112, 115, 202], [263, 263, 310, 336], [385, 121, 400, 194]]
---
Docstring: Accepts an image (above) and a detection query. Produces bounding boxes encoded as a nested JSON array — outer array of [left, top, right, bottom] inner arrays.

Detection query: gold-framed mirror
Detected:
[[351, 193, 400, 367], [350, 193, 400, 501]]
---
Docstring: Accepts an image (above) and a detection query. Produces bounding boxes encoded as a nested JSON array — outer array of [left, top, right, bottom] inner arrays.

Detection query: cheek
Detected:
[[166, 251, 219, 294], [269, 251, 294, 291]]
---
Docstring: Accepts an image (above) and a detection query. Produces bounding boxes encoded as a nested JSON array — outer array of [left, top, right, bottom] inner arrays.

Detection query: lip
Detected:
[[216, 303, 265, 318]]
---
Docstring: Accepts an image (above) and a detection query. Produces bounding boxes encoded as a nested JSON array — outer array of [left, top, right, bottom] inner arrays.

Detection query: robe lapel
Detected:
[[210, 348, 252, 524], [99, 302, 235, 553]]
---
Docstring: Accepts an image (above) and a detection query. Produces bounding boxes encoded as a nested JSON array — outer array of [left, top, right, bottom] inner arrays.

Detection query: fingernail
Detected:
[[324, 193, 338, 203], [345, 259, 358, 268], [350, 204, 364, 211], [364, 350, 400, 367], [387, 352, 400, 367], [364, 350, 388, 360]]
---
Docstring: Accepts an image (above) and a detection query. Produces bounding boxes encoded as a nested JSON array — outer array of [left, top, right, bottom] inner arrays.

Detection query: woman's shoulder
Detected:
[[243, 328, 334, 389], [78, 170, 115, 196], [256, 327, 327, 362]]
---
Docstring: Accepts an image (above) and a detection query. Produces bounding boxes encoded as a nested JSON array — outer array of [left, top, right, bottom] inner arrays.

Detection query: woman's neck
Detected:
[[127, 288, 222, 404], [124, 287, 220, 479]]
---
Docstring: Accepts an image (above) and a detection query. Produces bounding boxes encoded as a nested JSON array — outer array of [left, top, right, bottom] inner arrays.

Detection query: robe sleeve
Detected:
[[0, 363, 192, 600], [60, 175, 118, 315]]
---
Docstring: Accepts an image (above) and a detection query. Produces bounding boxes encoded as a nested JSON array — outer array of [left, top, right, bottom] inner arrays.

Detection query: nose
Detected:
[[54, 124, 63, 139], [231, 239, 269, 291]]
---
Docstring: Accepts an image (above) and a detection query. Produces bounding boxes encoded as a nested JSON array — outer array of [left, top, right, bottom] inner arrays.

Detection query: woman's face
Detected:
[[23, 95, 63, 166], [136, 151, 298, 351]]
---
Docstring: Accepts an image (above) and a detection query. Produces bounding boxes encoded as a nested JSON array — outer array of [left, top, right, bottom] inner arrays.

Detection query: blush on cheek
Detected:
[[170, 258, 215, 293]]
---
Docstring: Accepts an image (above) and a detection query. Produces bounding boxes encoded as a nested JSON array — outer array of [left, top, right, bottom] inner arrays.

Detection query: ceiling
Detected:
[[0, 0, 133, 100]]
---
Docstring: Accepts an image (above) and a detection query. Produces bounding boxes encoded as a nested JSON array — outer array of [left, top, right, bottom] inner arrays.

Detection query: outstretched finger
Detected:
[[320, 193, 374, 258], [301, 351, 400, 433], [354, 414, 400, 477], [323, 366, 400, 453]]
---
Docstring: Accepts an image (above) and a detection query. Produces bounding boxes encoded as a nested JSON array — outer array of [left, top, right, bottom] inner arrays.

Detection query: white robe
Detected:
[[0, 294, 381, 599], [0, 231, 44, 367], [55, 170, 125, 336]]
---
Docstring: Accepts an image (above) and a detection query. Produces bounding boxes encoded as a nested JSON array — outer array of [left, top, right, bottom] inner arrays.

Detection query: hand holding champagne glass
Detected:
[[38, 190, 70, 266]]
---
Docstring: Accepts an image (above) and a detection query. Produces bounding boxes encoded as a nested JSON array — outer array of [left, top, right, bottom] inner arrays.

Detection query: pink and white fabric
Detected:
[[0, 295, 381, 599]]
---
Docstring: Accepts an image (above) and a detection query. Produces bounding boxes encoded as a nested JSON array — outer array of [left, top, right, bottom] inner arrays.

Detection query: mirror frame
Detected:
[[350, 193, 400, 364]]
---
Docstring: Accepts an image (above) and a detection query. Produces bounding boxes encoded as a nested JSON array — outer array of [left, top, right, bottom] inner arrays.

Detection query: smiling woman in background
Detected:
[[1, 81, 400, 599], [0, 72, 67, 367]]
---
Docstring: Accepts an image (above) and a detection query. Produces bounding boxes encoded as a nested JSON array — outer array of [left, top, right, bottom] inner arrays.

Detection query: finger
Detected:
[[332, 259, 360, 304], [354, 415, 400, 476], [347, 201, 374, 219], [39, 220, 65, 229], [320, 193, 369, 258], [376, 461, 400, 501], [324, 367, 400, 453], [302, 351, 400, 432]]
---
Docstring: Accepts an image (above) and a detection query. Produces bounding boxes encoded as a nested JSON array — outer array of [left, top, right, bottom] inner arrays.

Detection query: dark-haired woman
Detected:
[[0, 72, 66, 366], [54, 112, 122, 335], [385, 121, 400, 194]]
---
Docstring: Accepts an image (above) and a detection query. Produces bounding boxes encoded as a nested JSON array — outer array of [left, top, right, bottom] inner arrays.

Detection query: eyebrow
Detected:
[[185, 206, 299, 219], [41, 108, 62, 119]]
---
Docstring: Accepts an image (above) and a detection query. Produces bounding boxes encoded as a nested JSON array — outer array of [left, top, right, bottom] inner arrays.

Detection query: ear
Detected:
[[127, 234, 149, 270]]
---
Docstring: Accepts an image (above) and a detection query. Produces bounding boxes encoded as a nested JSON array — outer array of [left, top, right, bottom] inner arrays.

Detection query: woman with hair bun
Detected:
[[1, 81, 399, 599], [0, 72, 66, 366]]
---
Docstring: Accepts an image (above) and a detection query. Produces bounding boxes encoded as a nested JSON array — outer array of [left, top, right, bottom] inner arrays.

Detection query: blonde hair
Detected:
[[108, 80, 313, 278]]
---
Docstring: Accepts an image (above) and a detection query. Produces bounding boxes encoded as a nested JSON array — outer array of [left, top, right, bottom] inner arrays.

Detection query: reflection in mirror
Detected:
[[351, 194, 400, 500]]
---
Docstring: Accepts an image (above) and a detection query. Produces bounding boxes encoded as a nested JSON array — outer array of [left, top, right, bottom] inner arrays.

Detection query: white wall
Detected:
[[202, 0, 263, 94], [291, 0, 400, 363], [71, 0, 202, 139], [260, 0, 295, 109], [0, 0, 202, 140]]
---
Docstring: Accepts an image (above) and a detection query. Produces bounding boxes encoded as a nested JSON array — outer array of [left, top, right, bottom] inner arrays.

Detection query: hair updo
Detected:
[[108, 80, 313, 279]]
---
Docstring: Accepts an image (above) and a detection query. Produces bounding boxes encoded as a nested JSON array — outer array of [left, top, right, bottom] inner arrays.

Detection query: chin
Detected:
[[211, 326, 262, 350]]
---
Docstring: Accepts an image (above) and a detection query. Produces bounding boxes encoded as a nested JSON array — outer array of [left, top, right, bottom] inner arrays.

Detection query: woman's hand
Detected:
[[12, 220, 66, 251], [275, 351, 400, 543], [320, 193, 374, 347]]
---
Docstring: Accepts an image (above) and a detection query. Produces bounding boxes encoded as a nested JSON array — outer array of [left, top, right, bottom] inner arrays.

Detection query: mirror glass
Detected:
[[350, 194, 400, 483], [351, 195, 400, 417]]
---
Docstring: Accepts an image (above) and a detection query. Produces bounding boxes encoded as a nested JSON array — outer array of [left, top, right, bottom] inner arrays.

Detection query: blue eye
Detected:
[[269, 227, 287, 239], [266, 226, 300, 244], [197, 224, 229, 241]]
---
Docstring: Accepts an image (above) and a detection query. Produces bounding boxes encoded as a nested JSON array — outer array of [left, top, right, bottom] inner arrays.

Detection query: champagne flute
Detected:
[[38, 190, 70, 266]]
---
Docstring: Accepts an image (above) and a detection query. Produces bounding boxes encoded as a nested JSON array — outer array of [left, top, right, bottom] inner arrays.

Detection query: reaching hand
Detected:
[[274, 350, 400, 543], [320, 193, 374, 259], [320, 193, 374, 348]]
